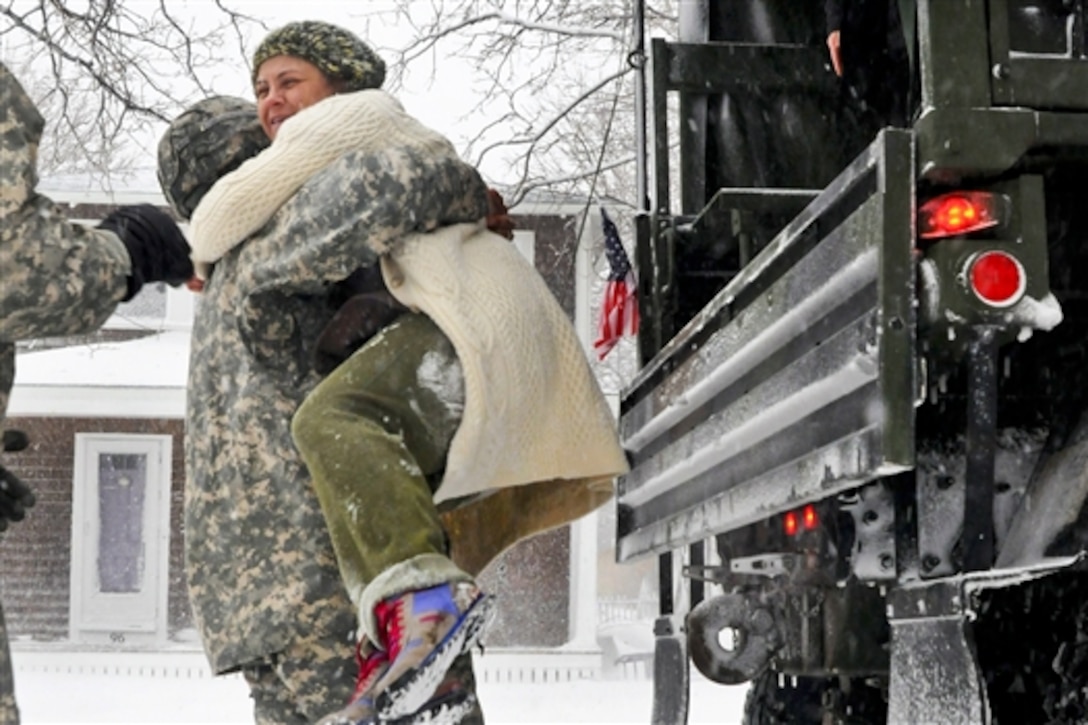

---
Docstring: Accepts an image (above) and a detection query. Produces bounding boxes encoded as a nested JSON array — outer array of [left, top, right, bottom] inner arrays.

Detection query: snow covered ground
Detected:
[[12, 648, 749, 724]]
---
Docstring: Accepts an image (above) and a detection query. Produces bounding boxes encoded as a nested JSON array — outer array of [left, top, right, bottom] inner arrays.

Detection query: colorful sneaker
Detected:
[[384, 652, 483, 724], [316, 640, 389, 725], [372, 581, 494, 720]]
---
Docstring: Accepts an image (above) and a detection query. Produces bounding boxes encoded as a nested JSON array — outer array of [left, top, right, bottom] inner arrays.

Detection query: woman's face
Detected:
[[254, 55, 337, 140]]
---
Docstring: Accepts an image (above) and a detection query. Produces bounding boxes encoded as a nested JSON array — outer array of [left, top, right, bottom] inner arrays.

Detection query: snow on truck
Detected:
[[616, 1, 1088, 723]]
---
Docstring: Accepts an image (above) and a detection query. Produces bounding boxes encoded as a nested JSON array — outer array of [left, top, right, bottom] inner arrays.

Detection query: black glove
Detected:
[[314, 292, 408, 376], [0, 429, 34, 533], [98, 204, 194, 301]]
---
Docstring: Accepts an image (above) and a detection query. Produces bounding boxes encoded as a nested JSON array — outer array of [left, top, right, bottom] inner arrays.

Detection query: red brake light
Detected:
[[919, 192, 1002, 240], [968, 250, 1025, 307], [783, 511, 799, 537], [802, 504, 818, 530]]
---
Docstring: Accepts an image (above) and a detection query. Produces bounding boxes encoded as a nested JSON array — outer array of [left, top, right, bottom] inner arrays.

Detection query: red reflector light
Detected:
[[784, 511, 799, 537], [968, 251, 1025, 307], [918, 192, 1002, 240], [802, 504, 818, 530]]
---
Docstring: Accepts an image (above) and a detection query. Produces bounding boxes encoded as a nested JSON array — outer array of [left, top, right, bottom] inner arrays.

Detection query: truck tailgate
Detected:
[[616, 130, 918, 562]]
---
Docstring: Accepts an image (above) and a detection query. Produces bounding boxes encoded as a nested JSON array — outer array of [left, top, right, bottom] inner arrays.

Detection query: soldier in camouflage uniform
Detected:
[[157, 85, 492, 721], [161, 21, 624, 724], [0, 62, 193, 725]]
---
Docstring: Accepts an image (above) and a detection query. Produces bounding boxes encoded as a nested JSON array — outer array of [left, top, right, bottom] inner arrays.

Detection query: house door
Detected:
[[70, 434, 172, 645]]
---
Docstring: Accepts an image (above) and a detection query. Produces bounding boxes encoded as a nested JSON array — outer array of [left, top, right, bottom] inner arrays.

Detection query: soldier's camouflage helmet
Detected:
[[157, 96, 269, 221], [252, 20, 386, 93]]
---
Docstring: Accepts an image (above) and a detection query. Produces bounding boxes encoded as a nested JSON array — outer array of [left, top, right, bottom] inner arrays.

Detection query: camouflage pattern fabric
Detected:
[[240, 626, 358, 724], [0, 65, 130, 341], [0, 345, 12, 430], [1, 62, 132, 725], [180, 133, 487, 684], [252, 21, 385, 93], [156, 96, 269, 221], [0, 598, 14, 725]]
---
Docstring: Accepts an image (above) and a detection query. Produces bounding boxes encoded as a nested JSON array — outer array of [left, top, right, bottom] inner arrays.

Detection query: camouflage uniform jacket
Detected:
[[184, 139, 487, 673], [1, 63, 130, 364], [1, 62, 130, 724]]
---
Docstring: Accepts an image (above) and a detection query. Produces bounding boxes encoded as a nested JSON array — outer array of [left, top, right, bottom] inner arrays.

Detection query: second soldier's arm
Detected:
[[1, 62, 191, 532], [1, 62, 129, 338], [1, 62, 195, 341], [825, 0, 845, 77]]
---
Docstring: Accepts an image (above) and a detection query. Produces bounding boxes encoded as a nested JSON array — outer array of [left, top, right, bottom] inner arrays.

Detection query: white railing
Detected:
[[597, 595, 658, 624], [12, 647, 654, 682]]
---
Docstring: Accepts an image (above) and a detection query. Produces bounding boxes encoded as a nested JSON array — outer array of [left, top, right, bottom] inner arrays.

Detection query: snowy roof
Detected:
[[38, 168, 166, 206], [8, 329, 190, 419]]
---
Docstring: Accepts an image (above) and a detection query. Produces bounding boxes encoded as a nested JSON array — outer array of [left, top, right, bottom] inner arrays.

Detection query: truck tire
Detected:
[[742, 671, 887, 725]]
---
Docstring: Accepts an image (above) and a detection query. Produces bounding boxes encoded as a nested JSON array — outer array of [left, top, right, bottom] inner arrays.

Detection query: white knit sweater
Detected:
[[188, 89, 628, 504], [384, 223, 628, 503]]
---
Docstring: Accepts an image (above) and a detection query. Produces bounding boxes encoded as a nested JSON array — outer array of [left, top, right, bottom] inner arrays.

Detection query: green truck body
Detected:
[[618, 2, 1088, 722]]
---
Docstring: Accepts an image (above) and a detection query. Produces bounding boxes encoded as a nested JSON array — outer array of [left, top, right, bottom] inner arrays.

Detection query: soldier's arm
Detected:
[[825, 0, 844, 34], [0, 63, 130, 340], [0, 343, 12, 425], [825, 0, 845, 77]]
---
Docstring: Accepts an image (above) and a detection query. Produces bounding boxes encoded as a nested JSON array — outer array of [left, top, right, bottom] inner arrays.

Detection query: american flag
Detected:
[[593, 207, 640, 360]]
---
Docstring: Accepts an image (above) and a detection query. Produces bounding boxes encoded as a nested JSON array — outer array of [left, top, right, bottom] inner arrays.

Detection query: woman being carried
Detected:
[[177, 21, 627, 725]]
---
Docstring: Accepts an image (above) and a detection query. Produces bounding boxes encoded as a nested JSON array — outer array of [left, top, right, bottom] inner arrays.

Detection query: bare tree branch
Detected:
[[372, 0, 675, 215], [1, 0, 261, 183]]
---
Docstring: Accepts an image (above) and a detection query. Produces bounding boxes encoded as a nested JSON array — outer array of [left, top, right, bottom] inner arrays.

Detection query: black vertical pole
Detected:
[[658, 552, 673, 616], [963, 327, 998, 571], [632, 0, 649, 213], [689, 542, 705, 607]]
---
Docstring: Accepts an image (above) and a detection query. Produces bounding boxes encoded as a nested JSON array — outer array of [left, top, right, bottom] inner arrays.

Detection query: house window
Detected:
[[96, 452, 148, 594], [513, 230, 535, 264]]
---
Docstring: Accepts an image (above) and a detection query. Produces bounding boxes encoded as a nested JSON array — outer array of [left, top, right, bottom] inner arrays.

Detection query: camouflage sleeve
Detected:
[[231, 144, 488, 369], [0, 343, 11, 422], [0, 600, 16, 725], [237, 144, 489, 297], [0, 62, 130, 342]]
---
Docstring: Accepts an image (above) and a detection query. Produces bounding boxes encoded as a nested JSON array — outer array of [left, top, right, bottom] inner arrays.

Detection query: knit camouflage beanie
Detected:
[[157, 96, 270, 221], [251, 21, 386, 92]]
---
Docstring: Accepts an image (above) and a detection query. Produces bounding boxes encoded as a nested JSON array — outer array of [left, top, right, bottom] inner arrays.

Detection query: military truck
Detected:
[[616, 1, 1088, 722]]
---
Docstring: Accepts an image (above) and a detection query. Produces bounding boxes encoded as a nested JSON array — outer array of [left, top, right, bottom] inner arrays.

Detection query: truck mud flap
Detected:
[[885, 558, 1082, 725], [617, 130, 917, 562], [887, 616, 987, 725], [651, 615, 689, 725]]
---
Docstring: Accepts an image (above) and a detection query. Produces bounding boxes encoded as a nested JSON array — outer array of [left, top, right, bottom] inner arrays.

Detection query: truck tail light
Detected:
[[967, 250, 1025, 307], [783, 505, 820, 537], [802, 504, 818, 530], [783, 511, 799, 537], [918, 191, 1003, 240]]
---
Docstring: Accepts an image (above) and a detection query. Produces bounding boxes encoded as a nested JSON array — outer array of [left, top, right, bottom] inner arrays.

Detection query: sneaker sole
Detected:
[[385, 690, 479, 724], [376, 594, 495, 720]]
